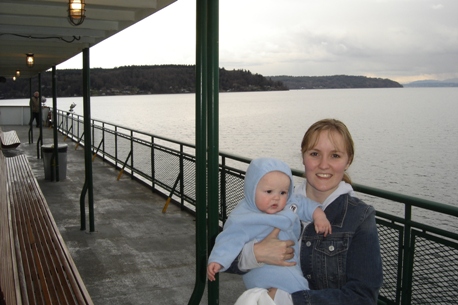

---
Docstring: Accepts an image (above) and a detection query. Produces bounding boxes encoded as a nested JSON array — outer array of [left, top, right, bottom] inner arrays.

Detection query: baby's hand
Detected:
[[314, 216, 332, 237], [207, 262, 222, 281], [312, 207, 332, 237]]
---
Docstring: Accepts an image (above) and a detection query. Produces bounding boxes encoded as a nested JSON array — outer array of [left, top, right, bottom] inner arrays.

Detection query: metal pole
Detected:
[[37, 73, 43, 158], [82, 48, 95, 232], [207, 0, 220, 303], [401, 204, 412, 304], [188, 0, 208, 303], [28, 78, 33, 144], [52, 66, 60, 181]]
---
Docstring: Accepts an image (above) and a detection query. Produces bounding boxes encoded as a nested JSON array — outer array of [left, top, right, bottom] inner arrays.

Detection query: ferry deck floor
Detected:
[[2, 125, 245, 305]]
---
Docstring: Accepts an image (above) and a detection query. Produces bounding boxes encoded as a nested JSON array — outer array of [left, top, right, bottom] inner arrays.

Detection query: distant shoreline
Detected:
[[268, 75, 402, 89]]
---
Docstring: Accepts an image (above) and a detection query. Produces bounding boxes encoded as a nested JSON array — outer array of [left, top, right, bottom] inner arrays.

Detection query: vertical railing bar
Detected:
[[76, 114, 80, 143], [130, 130, 134, 180], [115, 126, 118, 168], [91, 119, 95, 152], [220, 156, 227, 222], [179, 144, 185, 209], [393, 225, 404, 305], [151, 136, 156, 192], [102, 123, 106, 161], [401, 204, 412, 305]]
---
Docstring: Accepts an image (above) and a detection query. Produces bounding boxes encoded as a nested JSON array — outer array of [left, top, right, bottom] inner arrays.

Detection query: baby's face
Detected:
[[255, 171, 290, 214]]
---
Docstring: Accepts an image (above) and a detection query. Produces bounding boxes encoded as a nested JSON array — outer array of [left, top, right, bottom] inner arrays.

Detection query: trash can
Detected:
[[42, 144, 68, 180]]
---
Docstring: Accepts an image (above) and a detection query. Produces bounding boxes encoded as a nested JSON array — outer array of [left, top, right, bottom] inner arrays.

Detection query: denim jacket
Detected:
[[291, 193, 383, 305]]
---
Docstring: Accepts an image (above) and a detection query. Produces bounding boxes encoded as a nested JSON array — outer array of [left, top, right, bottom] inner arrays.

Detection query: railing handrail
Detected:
[[67, 111, 197, 149], [352, 182, 458, 217]]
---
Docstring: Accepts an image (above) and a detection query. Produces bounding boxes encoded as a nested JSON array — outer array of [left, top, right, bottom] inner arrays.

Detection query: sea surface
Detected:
[[4, 88, 458, 231]]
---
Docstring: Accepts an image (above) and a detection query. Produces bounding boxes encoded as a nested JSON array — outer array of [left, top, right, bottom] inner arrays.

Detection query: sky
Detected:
[[57, 0, 458, 84]]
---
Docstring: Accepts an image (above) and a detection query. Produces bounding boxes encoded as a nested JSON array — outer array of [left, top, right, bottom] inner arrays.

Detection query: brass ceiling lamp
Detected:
[[26, 53, 34, 67], [68, 0, 86, 26]]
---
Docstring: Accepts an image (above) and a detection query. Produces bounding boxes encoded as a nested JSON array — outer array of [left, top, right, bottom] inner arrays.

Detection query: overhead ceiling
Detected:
[[0, 0, 177, 79]]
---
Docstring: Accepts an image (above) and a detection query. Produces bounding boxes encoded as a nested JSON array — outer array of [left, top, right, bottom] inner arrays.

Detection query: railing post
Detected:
[[92, 119, 95, 157], [151, 135, 155, 191], [401, 203, 413, 304], [115, 126, 118, 168], [102, 123, 106, 161], [65, 114, 69, 138], [130, 130, 134, 179], [220, 156, 227, 221], [180, 144, 185, 208]]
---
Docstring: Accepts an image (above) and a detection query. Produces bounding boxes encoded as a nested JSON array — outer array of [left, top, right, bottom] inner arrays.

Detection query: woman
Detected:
[[231, 118, 383, 304]]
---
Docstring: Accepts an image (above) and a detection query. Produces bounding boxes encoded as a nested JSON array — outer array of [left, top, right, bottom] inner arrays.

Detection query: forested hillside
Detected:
[[0, 65, 287, 99], [1, 67, 404, 99], [269, 75, 402, 89]]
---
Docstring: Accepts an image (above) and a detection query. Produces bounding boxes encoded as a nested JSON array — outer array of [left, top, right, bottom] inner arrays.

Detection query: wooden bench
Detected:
[[0, 151, 93, 305], [0, 127, 21, 149]]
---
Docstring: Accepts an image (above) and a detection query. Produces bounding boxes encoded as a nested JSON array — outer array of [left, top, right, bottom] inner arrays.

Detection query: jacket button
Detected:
[[306, 241, 311, 247], [329, 245, 335, 251], [306, 274, 312, 279]]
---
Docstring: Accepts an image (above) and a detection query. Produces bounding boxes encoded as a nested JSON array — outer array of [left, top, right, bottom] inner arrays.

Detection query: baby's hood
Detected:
[[243, 157, 294, 211]]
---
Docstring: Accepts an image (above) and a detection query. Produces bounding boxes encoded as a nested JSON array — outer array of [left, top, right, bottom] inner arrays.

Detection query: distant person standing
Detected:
[[29, 91, 46, 127]]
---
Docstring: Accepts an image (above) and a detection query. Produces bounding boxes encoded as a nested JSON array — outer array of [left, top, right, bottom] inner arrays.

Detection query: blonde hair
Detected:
[[300, 119, 354, 184]]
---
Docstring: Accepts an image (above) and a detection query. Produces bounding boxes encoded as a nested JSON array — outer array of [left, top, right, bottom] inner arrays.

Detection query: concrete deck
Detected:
[[2, 125, 245, 305]]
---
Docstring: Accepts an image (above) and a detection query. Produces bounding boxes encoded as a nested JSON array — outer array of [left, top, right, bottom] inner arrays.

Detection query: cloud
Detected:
[[58, 0, 458, 82]]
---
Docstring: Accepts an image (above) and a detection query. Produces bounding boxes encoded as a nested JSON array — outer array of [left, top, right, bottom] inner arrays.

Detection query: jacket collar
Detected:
[[324, 194, 349, 228]]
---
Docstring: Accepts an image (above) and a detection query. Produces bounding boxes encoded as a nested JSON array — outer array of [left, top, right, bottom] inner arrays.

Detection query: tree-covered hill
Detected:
[[1, 67, 404, 99], [268, 75, 402, 89], [0, 65, 288, 99]]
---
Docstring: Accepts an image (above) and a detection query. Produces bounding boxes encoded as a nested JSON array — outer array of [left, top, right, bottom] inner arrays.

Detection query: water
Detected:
[[4, 88, 458, 229]]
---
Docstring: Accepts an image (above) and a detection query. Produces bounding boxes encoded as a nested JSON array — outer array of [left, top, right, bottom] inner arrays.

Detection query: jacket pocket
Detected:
[[313, 234, 351, 288], [314, 233, 350, 256]]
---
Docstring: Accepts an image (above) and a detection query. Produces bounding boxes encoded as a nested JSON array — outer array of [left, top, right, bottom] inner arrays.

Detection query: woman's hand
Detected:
[[253, 228, 296, 266]]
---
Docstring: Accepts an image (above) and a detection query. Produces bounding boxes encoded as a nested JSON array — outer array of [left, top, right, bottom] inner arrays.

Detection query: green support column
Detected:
[[28, 78, 33, 144], [189, 0, 219, 304], [80, 48, 95, 232], [188, 0, 208, 303], [52, 66, 60, 181], [207, 0, 219, 303], [37, 73, 43, 158]]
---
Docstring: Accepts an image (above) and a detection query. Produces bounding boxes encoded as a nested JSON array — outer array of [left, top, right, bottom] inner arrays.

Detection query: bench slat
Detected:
[[0, 152, 20, 305], [1, 152, 93, 305]]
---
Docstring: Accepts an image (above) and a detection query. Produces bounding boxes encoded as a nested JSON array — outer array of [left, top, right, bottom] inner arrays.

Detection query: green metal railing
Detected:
[[56, 109, 458, 305]]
